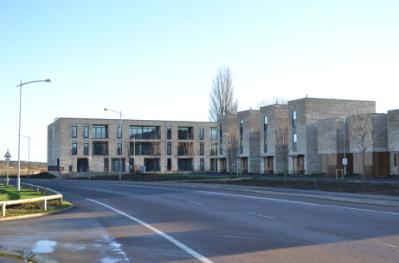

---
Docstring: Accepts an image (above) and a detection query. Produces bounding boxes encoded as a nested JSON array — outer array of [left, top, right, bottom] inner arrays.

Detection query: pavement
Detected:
[[0, 179, 398, 262]]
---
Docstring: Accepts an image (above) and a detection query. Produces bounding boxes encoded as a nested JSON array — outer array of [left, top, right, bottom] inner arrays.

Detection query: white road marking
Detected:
[[87, 198, 213, 263], [187, 200, 203, 206], [247, 212, 274, 220], [376, 241, 399, 248], [197, 191, 399, 216]]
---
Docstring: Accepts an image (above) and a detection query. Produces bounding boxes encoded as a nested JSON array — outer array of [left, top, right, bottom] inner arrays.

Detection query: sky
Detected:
[[1, 0, 399, 162]]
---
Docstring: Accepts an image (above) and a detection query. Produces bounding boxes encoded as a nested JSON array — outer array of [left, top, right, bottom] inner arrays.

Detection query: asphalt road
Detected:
[[1, 179, 399, 263]]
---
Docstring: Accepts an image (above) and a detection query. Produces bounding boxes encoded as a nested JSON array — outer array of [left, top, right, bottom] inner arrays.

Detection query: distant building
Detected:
[[388, 110, 399, 176], [48, 118, 217, 175]]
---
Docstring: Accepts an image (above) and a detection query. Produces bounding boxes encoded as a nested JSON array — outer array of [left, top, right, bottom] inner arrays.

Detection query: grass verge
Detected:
[[0, 184, 46, 201], [3, 200, 72, 218]]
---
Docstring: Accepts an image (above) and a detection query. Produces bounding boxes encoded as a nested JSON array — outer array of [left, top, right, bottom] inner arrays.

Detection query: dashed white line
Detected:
[[87, 198, 213, 263], [247, 212, 275, 220], [197, 191, 399, 216], [187, 201, 203, 206]]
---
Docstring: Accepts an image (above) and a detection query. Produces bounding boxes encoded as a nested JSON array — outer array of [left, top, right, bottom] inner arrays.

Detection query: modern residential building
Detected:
[[217, 113, 238, 173], [259, 104, 289, 174], [237, 110, 261, 174], [288, 98, 376, 175], [47, 118, 217, 175], [388, 110, 399, 176]]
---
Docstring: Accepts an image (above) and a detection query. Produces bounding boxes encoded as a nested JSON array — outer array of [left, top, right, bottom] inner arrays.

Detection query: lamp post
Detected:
[[104, 108, 123, 181], [20, 135, 30, 174], [4, 150, 11, 186], [16, 79, 51, 191]]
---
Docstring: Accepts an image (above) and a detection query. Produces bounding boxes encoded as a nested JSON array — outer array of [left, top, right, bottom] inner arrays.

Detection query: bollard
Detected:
[[44, 199, 47, 211], [1, 203, 6, 217]]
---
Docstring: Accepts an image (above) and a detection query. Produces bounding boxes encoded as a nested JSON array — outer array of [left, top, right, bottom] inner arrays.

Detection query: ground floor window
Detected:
[[167, 158, 172, 171], [111, 158, 125, 172], [200, 158, 204, 172], [178, 158, 193, 171], [394, 153, 398, 167], [210, 158, 218, 172], [144, 158, 160, 172], [104, 158, 109, 172]]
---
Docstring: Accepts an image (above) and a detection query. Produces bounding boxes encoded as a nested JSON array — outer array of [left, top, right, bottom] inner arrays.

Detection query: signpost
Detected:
[[4, 150, 11, 186]]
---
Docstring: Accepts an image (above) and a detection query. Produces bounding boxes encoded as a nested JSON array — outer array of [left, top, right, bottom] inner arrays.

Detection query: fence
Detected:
[[0, 183, 63, 217]]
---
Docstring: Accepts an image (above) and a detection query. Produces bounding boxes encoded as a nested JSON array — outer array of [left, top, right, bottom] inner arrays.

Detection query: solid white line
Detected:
[[376, 241, 399, 248], [87, 198, 213, 263], [197, 191, 399, 217], [247, 212, 274, 220]]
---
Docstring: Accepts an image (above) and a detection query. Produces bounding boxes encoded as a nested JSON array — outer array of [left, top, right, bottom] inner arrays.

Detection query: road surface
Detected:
[[1, 179, 398, 262]]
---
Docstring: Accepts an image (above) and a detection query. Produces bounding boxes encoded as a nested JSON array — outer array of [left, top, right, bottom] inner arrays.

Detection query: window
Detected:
[[83, 125, 89, 138], [92, 141, 108, 155], [111, 158, 125, 172], [240, 120, 244, 154], [129, 126, 160, 139], [72, 125, 78, 138], [264, 116, 268, 153], [200, 158, 204, 171], [200, 143, 204, 155], [167, 142, 172, 155], [177, 142, 193, 156], [210, 127, 217, 141], [178, 158, 193, 171], [394, 153, 398, 167], [104, 158, 109, 172], [178, 127, 193, 140], [84, 142, 89, 155], [292, 111, 297, 152], [117, 126, 122, 139], [219, 126, 223, 155], [72, 142, 77, 155], [93, 125, 108, 139], [210, 143, 218, 156], [167, 127, 172, 140], [199, 128, 204, 140], [117, 142, 122, 155], [167, 158, 172, 171], [130, 142, 159, 155]]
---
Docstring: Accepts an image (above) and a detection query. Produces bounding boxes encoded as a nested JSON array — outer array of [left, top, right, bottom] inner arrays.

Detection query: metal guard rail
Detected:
[[0, 183, 63, 217]]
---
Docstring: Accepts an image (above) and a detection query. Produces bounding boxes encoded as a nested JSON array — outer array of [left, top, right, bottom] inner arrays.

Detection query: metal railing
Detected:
[[0, 183, 63, 217]]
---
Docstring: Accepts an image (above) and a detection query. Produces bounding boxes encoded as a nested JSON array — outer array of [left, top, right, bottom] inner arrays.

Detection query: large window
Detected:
[[167, 158, 172, 171], [117, 142, 122, 155], [240, 120, 244, 154], [200, 158, 205, 172], [178, 127, 193, 140], [178, 142, 193, 156], [92, 141, 108, 155], [117, 126, 122, 139], [292, 111, 297, 152], [72, 125, 78, 138], [167, 127, 172, 140], [130, 142, 159, 155], [84, 142, 89, 155], [93, 125, 108, 139], [199, 128, 204, 140], [111, 158, 125, 172], [178, 158, 193, 171], [210, 143, 218, 156], [200, 143, 204, 155], [72, 142, 77, 155], [264, 116, 268, 153], [210, 127, 217, 141], [129, 126, 160, 139], [167, 142, 172, 155], [83, 125, 89, 138]]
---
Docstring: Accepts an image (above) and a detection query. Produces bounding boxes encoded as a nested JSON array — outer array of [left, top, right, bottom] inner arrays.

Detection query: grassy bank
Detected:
[[0, 184, 46, 201]]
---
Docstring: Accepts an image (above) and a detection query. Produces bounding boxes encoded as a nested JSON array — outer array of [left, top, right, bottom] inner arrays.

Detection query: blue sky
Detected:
[[1, 0, 399, 162]]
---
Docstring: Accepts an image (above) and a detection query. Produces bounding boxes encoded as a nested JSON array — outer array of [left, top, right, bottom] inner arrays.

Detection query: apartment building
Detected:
[[288, 98, 376, 175], [388, 110, 399, 176], [217, 114, 238, 173], [47, 118, 217, 174], [259, 104, 289, 174]]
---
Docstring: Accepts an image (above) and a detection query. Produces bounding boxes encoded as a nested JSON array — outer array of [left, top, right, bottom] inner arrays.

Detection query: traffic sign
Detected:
[[4, 149, 11, 161]]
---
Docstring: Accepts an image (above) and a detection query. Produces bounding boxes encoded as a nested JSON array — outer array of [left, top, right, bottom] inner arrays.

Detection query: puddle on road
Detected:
[[32, 240, 57, 253]]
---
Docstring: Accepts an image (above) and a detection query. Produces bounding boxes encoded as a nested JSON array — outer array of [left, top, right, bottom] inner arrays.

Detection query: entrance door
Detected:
[[77, 158, 89, 172], [241, 158, 248, 174], [264, 157, 274, 174]]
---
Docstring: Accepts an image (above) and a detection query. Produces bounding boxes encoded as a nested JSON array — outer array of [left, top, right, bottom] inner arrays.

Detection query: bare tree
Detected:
[[275, 128, 289, 183], [209, 67, 238, 121], [226, 134, 239, 176], [348, 113, 373, 182]]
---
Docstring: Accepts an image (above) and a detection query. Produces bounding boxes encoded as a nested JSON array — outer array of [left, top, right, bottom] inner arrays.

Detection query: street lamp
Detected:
[[104, 108, 123, 181], [16, 79, 51, 191], [4, 150, 11, 186], [19, 135, 30, 174]]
